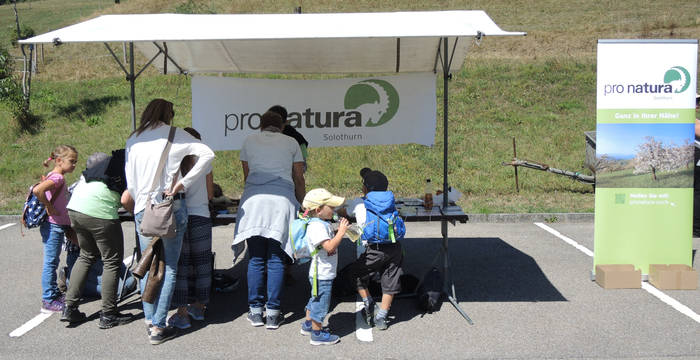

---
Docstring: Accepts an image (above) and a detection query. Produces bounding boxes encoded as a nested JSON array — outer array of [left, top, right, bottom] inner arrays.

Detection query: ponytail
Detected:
[[44, 145, 77, 167], [43, 153, 55, 167]]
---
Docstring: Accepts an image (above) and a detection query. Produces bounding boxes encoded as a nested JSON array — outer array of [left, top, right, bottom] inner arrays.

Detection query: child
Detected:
[[168, 127, 215, 329], [33, 145, 78, 313], [300, 188, 348, 345], [341, 169, 405, 330]]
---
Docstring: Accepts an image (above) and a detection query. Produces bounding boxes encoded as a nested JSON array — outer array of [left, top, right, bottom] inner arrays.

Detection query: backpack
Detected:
[[417, 267, 443, 314], [289, 213, 324, 264], [289, 213, 327, 296], [21, 176, 64, 229], [361, 191, 406, 244]]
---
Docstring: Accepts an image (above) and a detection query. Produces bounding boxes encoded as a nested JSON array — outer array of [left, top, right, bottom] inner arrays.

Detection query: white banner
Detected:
[[597, 40, 698, 110], [192, 73, 437, 150], [594, 39, 698, 274]]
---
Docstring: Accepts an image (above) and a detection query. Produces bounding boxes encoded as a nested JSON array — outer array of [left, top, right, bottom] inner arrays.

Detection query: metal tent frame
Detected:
[[103, 35, 474, 323], [23, 11, 526, 324]]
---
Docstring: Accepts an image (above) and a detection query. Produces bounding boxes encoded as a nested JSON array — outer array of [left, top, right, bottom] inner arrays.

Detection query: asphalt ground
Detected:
[[0, 218, 698, 359]]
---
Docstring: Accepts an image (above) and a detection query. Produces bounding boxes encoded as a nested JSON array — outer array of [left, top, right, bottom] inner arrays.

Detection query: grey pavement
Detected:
[[0, 218, 698, 359]]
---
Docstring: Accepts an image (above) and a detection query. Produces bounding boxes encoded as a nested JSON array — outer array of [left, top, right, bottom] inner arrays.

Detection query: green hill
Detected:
[[1, 0, 699, 214]]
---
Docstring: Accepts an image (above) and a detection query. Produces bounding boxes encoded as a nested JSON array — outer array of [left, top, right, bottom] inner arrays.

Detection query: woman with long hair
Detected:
[[125, 98, 215, 345]]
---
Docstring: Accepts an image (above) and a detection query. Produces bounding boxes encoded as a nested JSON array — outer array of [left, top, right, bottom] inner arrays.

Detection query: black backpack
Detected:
[[417, 267, 443, 313]]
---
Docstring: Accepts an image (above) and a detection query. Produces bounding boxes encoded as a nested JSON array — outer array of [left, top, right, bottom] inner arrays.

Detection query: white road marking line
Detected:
[[0, 223, 16, 231], [9, 313, 52, 338], [9, 254, 136, 338], [534, 222, 593, 257], [534, 222, 700, 324], [641, 282, 700, 323], [354, 241, 373, 342], [355, 300, 373, 342]]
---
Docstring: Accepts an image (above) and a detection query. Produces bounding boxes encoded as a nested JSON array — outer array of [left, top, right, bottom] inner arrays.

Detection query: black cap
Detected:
[[362, 169, 388, 192]]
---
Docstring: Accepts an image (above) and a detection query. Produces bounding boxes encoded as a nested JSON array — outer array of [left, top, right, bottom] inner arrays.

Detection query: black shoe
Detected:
[[60, 305, 86, 323], [363, 301, 375, 326], [99, 311, 134, 329], [266, 313, 284, 330], [149, 326, 177, 345]]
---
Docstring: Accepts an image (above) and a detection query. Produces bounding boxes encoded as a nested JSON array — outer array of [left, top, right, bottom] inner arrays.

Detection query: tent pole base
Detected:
[[446, 294, 473, 325]]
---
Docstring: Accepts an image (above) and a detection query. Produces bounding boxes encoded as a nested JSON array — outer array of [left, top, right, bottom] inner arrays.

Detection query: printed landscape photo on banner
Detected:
[[595, 123, 694, 188]]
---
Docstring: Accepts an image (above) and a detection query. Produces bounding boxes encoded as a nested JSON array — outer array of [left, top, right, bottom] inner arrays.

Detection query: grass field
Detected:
[[597, 167, 694, 188], [1, 0, 699, 214]]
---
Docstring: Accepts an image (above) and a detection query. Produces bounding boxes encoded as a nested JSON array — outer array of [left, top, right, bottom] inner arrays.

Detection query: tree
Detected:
[[633, 136, 693, 180], [0, 44, 22, 109], [6, 0, 39, 133], [633, 136, 666, 180]]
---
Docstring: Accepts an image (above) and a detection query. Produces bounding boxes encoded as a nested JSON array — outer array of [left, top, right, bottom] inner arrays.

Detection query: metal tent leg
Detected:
[[440, 37, 473, 325], [441, 219, 473, 324]]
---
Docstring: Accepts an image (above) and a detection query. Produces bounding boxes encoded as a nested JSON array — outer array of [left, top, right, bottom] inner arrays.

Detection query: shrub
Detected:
[[175, 0, 216, 14], [0, 43, 40, 133], [10, 24, 35, 46]]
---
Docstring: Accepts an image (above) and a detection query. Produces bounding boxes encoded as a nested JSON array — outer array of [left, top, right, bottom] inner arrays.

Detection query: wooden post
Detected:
[[513, 137, 519, 192], [32, 44, 37, 74]]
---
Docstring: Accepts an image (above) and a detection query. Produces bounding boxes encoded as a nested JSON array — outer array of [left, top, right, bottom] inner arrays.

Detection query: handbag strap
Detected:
[[147, 126, 177, 197]]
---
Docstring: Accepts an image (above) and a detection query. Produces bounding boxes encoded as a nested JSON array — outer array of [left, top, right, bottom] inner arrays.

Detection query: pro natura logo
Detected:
[[603, 66, 692, 96], [344, 79, 400, 127], [224, 79, 401, 135], [663, 66, 691, 93]]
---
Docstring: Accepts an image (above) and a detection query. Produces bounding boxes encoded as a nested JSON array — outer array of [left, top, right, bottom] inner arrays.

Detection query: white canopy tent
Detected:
[[21, 10, 525, 323], [23, 11, 522, 73]]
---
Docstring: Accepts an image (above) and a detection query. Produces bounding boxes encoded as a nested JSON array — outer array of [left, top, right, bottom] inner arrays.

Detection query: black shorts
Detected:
[[347, 242, 404, 295]]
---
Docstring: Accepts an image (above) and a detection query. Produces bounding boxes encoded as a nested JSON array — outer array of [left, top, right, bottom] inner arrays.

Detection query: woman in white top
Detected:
[[233, 111, 305, 330], [125, 99, 215, 345]]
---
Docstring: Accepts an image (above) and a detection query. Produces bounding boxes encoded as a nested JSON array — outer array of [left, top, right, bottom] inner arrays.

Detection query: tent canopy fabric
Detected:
[[20, 11, 524, 74]]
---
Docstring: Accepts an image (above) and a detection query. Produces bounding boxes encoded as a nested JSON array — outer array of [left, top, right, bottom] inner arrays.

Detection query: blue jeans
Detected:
[[246, 236, 285, 311], [134, 199, 188, 328], [40, 222, 68, 301], [305, 278, 334, 323]]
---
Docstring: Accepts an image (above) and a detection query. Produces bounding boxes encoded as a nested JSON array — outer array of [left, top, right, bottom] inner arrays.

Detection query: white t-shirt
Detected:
[[126, 124, 215, 214], [239, 131, 304, 183], [306, 220, 337, 280], [343, 197, 367, 226], [184, 160, 213, 218]]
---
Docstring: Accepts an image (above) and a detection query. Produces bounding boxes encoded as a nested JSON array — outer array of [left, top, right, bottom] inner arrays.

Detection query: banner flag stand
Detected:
[[594, 39, 698, 277]]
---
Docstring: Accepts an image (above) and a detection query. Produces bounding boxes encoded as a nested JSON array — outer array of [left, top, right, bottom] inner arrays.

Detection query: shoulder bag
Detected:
[[139, 126, 177, 238]]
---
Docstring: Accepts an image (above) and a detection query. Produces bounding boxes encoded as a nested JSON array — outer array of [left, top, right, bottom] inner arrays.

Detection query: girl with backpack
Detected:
[[32, 145, 78, 313]]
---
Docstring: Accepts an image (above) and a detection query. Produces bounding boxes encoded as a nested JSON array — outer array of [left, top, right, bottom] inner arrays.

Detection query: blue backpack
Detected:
[[289, 213, 327, 296], [289, 214, 324, 264], [22, 184, 47, 229], [22, 178, 64, 229], [361, 191, 406, 244]]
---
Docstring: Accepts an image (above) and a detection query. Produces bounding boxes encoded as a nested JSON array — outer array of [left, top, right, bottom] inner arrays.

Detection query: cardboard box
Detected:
[[595, 264, 641, 289], [648, 264, 698, 290]]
